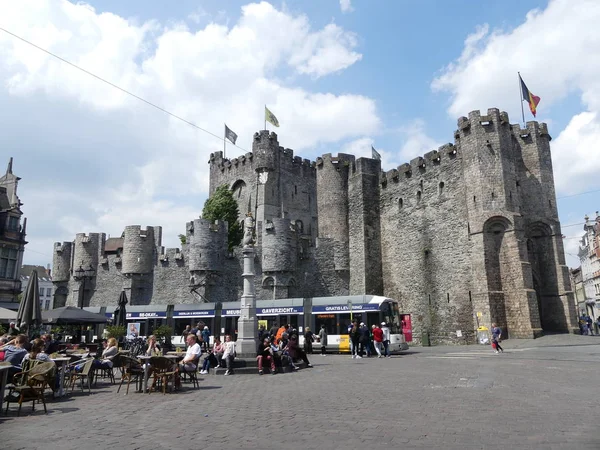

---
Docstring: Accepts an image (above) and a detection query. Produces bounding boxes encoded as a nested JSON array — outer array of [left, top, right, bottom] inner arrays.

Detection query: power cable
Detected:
[[0, 26, 249, 154]]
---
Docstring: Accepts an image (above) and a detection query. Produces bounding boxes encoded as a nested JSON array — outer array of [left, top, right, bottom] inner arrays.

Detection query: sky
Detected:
[[1, 0, 599, 269]]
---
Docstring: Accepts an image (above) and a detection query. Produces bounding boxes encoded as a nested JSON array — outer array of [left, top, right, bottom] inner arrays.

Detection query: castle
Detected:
[[53, 108, 578, 342]]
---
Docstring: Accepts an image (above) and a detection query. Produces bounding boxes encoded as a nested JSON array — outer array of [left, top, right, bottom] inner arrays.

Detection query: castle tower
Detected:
[[261, 218, 298, 299], [348, 157, 383, 295], [121, 226, 157, 274], [252, 131, 283, 224], [186, 218, 228, 302], [316, 153, 354, 272], [52, 241, 72, 308], [458, 109, 541, 338], [71, 233, 104, 307], [512, 121, 578, 333]]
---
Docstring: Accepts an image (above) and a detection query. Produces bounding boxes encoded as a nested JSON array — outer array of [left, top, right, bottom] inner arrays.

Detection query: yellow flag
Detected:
[[265, 106, 280, 127]]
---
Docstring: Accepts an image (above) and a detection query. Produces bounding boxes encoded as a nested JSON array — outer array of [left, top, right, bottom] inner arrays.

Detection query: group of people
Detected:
[[0, 333, 60, 382], [347, 321, 392, 359], [257, 325, 314, 375], [578, 314, 598, 336]]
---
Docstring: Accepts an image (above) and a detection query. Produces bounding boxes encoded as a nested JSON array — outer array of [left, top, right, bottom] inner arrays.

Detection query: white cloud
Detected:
[[341, 119, 441, 171], [340, 0, 354, 14], [0, 0, 380, 265], [431, 0, 600, 195]]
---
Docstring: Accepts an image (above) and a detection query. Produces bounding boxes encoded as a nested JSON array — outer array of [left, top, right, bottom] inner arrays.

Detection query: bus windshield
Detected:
[[380, 300, 401, 334]]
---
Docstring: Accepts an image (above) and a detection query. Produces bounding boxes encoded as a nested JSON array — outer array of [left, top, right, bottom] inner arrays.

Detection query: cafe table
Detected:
[[0, 364, 11, 415], [51, 357, 72, 397]]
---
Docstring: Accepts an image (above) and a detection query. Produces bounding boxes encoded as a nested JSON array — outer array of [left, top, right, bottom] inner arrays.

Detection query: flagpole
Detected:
[[518, 72, 525, 126], [223, 123, 227, 158], [264, 105, 267, 131]]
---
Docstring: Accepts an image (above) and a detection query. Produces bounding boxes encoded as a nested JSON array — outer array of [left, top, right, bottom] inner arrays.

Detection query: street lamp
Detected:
[[73, 265, 95, 309]]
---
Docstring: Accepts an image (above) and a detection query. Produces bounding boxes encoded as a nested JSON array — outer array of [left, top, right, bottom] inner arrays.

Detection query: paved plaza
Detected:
[[1, 334, 599, 450]]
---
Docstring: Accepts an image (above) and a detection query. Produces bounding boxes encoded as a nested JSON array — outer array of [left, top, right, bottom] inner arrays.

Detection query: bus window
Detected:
[[315, 314, 336, 334]]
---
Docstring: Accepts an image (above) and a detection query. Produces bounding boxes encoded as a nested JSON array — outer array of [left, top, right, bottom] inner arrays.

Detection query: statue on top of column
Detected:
[[243, 212, 255, 248]]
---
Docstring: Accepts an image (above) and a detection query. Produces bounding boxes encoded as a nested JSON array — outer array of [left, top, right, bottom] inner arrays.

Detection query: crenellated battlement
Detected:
[[380, 143, 457, 187], [315, 153, 355, 168], [52, 241, 73, 282]]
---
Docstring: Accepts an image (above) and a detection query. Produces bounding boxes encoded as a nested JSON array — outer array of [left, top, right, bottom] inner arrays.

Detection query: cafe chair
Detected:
[[5, 362, 56, 416], [148, 357, 177, 395], [117, 356, 144, 395]]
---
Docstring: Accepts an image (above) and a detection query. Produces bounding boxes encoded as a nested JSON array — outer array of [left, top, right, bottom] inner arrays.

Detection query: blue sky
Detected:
[[1, 0, 598, 268]]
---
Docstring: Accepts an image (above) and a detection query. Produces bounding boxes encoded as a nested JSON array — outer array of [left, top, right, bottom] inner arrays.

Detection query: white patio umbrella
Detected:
[[0, 307, 17, 321]]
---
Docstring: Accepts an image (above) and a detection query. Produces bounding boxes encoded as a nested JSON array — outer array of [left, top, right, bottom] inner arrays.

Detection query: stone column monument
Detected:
[[236, 213, 258, 358]]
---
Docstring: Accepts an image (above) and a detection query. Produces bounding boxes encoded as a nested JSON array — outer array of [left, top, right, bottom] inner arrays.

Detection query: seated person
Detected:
[[288, 334, 313, 368], [145, 335, 162, 356], [179, 334, 201, 373], [22, 338, 53, 363], [0, 337, 8, 361], [256, 337, 276, 375], [212, 338, 225, 368], [0, 334, 29, 381], [94, 338, 118, 369], [277, 333, 298, 371], [222, 335, 236, 376], [199, 338, 223, 374], [41, 333, 60, 354]]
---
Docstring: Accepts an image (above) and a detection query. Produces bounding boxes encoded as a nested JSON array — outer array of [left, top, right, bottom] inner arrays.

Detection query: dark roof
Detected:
[[21, 265, 50, 277], [104, 237, 124, 252]]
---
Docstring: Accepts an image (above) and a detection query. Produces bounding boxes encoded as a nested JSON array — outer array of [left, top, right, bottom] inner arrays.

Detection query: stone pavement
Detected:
[[1, 335, 599, 450]]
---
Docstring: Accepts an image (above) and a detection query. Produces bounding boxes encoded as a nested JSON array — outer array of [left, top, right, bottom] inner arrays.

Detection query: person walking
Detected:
[[491, 323, 504, 353], [318, 324, 328, 356], [304, 327, 315, 355], [381, 322, 391, 358], [359, 322, 371, 357], [372, 324, 383, 358], [350, 323, 361, 359], [585, 315, 594, 336]]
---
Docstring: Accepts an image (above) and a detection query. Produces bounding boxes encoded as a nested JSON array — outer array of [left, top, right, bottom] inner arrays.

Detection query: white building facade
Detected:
[[578, 213, 600, 318]]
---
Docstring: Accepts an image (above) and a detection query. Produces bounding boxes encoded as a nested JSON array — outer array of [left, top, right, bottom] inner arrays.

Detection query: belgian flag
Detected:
[[520, 74, 541, 118]]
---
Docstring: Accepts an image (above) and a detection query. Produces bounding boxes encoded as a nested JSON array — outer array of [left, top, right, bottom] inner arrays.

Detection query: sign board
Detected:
[[126, 311, 166, 319], [312, 304, 380, 313], [173, 310, 215, 318], [339, 335, 350, 352], [476, 311, 483, 318], [456, 330, 463, 338]]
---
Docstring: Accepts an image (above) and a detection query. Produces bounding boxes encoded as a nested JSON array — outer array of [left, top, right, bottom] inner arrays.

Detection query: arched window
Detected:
[[231, 180, 247, 199]]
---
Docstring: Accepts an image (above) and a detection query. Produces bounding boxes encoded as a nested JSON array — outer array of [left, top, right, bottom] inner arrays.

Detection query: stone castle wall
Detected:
[[53, 108, 578, 342]]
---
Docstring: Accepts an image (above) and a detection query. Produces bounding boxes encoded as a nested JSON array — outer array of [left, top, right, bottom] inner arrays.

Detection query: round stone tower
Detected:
[[261, 218, 297, 273], [121, 226, 155, 274], [73, 233, 101, 270], [316, 153, 355, 270], [52, 241, 73, 282], [186, 218, 228, 272]]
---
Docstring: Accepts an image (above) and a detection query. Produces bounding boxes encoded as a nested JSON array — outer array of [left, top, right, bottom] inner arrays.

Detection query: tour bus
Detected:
[[169, 295, 410, 353]]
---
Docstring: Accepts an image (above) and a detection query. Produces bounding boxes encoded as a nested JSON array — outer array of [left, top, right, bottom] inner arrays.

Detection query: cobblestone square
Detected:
[[1, 335, 598, 450]]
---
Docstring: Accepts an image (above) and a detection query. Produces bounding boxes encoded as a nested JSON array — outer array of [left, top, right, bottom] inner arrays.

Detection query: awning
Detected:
[[220, 299, 304, 316], [125, 305, 168, 319], [83, 307, 102, 314], [173, 303, 215, 318]]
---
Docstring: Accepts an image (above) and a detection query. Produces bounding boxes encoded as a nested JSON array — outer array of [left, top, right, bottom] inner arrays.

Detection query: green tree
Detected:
[[202, 184, 243, 252], [178, 234, 187, 245]]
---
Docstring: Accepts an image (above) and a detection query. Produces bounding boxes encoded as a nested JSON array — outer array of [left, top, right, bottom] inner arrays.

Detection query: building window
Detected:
[[0, 248, 18, 279], [8, 216, 19, 231], [46, 288, 52, 297], [45, 300, 51, 310], [39, 287, 45, 297]]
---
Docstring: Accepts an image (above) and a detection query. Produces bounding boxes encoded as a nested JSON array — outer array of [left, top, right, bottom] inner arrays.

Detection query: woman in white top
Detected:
[[222, 335, 236, 376]]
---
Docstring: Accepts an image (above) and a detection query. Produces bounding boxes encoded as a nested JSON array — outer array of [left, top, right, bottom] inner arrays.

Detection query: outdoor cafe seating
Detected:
[[4, 361, 56, 416]]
